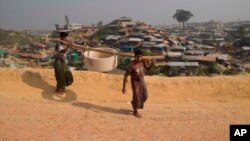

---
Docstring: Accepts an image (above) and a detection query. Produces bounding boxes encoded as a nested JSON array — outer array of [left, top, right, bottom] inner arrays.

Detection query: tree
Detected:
[[65, 15, 70, 25], [64, 15, 70, 29], [237, 26, 246, 38], [54, 24, 59, 30], [207, 62, 220, 74], [237, 37, 250, 47], [173, 9, 193, 28], [226, 26, 246, 42], [97, 21, 103, 27]]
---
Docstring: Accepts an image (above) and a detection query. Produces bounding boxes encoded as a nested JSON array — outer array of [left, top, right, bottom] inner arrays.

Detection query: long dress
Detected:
[[127, 60, 150, 109], [54, 43, 73, 90]]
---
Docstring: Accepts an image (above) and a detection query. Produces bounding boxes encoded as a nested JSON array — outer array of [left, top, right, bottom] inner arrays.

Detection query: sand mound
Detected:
[[0, 68, 250, 141], [0, 68, 250, 102]]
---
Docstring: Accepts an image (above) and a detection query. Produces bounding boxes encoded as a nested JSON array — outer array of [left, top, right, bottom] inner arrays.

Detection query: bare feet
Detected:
[[55, 88, 65, 95], [133, 111, 142, 118]]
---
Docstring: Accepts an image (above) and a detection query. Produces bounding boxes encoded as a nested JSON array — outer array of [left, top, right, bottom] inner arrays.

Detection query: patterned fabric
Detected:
[[54, 43, 69, 62], [127, 60, 145, 80], [127, 60, 149, 109]]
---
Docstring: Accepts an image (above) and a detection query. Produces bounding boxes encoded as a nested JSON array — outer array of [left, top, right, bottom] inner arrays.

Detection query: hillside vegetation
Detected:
[[0, 29, 37, 46]]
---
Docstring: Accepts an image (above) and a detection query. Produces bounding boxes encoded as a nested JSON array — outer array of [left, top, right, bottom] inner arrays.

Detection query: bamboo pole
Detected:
[[48, 38, 157, 61]]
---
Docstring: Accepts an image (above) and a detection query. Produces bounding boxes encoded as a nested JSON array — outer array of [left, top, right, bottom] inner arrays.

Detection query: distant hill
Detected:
[[0, 29, 37, 46]]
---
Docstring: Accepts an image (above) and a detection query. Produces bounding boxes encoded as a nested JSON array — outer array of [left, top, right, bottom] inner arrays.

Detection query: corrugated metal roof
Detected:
[[128, 38, 143, 42], [142, 41, 157, 45], [119, 38, 129, 43], [171, 47, 186, 52], [13, 53, 45, 59], [152, 34, 163, 38], [167, 62, 199, 67], [183, 55, 200, 60], [167, 52, 183, 57], [242, 46, 250, 50], [183, 55, 216, 62], [216, 55, 227, 61], [106, 35, 122, 40], [153, 43, 168, 48], [202, 45, 216, 49], [150, 38, 164, 42], [130, 32, 146, 37], [198, 55, 216, 62], [185, 50, 205, 55], [142, 35, 156, 39]]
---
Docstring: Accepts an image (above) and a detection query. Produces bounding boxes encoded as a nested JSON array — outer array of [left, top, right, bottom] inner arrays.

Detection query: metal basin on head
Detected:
[[83, 48, 118, 72]]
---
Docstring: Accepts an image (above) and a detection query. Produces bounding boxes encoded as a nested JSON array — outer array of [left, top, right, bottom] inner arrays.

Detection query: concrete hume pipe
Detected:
[[84, 48, 118, 72]]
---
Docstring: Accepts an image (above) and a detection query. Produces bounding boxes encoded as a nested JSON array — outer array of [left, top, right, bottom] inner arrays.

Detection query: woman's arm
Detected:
[[65, 38, 73, 49], [143, 58, 155, 70], [122, 71, 130, 94]]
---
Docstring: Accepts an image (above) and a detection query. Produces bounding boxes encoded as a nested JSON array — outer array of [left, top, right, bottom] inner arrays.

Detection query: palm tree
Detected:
[[173, 9, 194, 28]]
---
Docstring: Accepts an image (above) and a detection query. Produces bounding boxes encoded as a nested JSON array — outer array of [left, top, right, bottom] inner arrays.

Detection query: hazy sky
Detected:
[[0, 0, 250, 30]]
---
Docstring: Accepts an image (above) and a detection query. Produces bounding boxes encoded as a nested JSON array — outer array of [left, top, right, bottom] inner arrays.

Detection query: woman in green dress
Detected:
[[54, 32, 73, 94]]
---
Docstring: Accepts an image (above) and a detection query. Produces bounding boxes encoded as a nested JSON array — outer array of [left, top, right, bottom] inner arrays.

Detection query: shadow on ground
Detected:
[[22, 70, 130, 115], [22, 71, 77, 102], [72, 101, 131, 115]]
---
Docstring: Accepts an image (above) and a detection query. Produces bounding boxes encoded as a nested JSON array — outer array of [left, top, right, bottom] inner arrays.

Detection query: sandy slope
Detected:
[[0, 68, 250, 141]]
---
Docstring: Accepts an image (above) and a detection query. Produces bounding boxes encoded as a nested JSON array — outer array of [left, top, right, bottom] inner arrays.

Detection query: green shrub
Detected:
[[206, 62, 220, 74], [67, 60, 84, 70], [223, 68, 243, 75], [145, 66, 161, 75], [196, 69, 206, 76]]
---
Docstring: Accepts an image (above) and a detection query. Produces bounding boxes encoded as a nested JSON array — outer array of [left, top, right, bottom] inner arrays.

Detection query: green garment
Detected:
[[54, 59, 73, 90]]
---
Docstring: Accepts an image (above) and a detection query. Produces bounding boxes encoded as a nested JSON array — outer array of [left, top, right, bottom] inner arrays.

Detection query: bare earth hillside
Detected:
[[0, 68, 250, 141]]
